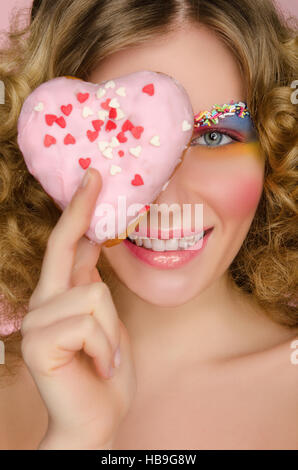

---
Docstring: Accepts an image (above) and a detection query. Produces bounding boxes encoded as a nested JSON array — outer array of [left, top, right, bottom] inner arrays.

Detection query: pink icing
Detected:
[[17, 71, 194, 244]]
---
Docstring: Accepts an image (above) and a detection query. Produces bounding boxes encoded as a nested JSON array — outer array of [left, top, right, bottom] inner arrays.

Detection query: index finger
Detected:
[[36, 167, 103, 303]]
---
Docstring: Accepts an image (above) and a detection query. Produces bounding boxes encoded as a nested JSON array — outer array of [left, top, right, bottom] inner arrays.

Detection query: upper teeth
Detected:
[[127, 232, 204, 251]]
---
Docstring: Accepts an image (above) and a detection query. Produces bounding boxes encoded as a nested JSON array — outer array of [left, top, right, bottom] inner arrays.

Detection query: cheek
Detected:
[[211, 173, 263, 219], [186, 142, 264, 220]]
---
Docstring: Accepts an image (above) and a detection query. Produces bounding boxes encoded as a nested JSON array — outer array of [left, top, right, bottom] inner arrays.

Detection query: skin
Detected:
[[1, 23, 297, 450], [88, 23, 289, 362]]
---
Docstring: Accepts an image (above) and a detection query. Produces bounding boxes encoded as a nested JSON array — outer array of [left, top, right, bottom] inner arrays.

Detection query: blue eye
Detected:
[[190, 129, 240, 147]]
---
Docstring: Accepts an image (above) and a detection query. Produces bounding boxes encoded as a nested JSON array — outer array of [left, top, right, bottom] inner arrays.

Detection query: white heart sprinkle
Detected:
[[105, 80, 115, 89], [102, 147, 114, 159], [150, 135, 160, 147], [34, 102, 44, 112], [98, 140, 110, 152], [116, 87, 126, 97], [98, 109, 109, 120], [115, 108, 125, 120], [182, 120, 191, 131], [110, 164, 122, 175], [82, 106, 94, 118], [96, 87, 106, 99], [129, 145, 142, 158], [110, 136, 120, 148], [109, 97, 120, 108]]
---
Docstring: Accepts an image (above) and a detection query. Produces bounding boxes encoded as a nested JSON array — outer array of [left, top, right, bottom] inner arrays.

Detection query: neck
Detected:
[[100, 259, 271, 365]]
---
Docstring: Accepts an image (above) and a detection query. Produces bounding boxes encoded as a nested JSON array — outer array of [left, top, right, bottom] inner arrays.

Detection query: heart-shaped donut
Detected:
[[17, 71, 194, 245]]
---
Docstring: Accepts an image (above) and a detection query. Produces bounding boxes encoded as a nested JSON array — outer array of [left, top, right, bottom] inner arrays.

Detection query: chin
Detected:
[[104, 259, 208, 307]]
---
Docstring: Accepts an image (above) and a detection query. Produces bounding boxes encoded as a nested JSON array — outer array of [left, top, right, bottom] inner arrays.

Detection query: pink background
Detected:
[[0, 0, 297, 32]]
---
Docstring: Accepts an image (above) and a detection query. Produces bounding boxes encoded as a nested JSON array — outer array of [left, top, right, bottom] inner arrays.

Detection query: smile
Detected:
[[123, 227, 214, 269]]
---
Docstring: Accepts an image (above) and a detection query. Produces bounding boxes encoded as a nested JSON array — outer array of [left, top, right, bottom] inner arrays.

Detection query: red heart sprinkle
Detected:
[[79, 158, 91, 170], [117, 132, 127, 143], [45, 114, 57, 126], [101, 98, 111, 110], [131, 174, 144, 186], [109, 108, 117, 119], [118, 150, 124, 157], [105, 120, 117, 132], [131, 126, 144, 139], [87, 130, 99, 142], [92, 120, 104, 131], [142, 83, 154, 96], [44, 134, 56, 147], [61, 104, 72, 116], [122, 120, 134, 132], [64, 133, 76, 145], [77, 93, 89, 103], [56, 116, 66, 128]]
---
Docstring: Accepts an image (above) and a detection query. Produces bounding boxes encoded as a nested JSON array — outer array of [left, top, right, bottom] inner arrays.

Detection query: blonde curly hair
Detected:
[[0, 0, 297, 383]]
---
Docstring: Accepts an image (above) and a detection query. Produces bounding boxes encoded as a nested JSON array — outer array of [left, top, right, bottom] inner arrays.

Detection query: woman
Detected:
[[0, 0, 297, 450]]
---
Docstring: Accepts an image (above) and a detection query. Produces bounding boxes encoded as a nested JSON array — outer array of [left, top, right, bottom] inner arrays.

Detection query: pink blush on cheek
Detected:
[[215, 175, 264, 219]]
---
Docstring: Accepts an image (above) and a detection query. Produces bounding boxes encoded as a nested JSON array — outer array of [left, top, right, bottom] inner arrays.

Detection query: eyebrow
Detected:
[[194, 101, 251, 128]]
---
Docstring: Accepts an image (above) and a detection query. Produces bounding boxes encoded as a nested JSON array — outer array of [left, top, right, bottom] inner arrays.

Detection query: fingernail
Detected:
[[114, 346, 121, 368], [80, 168, 91, 188]]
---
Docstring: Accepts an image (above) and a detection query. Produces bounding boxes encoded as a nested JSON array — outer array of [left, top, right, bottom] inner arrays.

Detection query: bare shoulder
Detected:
[[0, 355, 48, 450]]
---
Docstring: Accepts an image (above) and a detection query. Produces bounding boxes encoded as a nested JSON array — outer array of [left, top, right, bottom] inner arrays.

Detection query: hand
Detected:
[[20, 168, 137, 450]]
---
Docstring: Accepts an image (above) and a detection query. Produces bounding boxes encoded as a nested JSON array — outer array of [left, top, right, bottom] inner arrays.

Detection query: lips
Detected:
[[123, 227, 214, 269]]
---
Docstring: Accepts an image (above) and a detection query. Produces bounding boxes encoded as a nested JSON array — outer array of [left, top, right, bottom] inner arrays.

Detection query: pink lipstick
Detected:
[[123, 227, 214, 270]]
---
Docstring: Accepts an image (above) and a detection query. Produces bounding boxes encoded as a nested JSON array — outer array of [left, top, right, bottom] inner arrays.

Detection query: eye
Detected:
[[190, 130, 239, 147]]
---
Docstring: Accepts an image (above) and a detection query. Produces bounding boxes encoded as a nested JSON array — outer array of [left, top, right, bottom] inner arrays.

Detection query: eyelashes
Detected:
[[190, 126, 244, 148]]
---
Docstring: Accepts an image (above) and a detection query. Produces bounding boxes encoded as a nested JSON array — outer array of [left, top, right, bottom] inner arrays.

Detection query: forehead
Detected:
[[90, 23, 246, 114]]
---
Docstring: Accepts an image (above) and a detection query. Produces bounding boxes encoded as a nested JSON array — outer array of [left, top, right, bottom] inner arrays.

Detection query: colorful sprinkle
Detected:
[[131, 126, 144, 139], [131, 174, 144, 186], [122, 120, 134, 132], [105, 120, 117, 132], [194, 101, 250, 128], [92, 119, 104, 131], [101, 98, 111, 110], [45, 114, 57, 126], [79, 158, 91, 169], [87, 130, 99, 142], [110, 164, 122, 175], [56, 116, 66, 128], [34, 102, 44, 112], [109, 107, 117, 119], [77, 92, 89, 103], [82, 106, 94, 118], [129, 145, 142, 158], [64, 133, 76, 145], [142, 84, 154, 96], [44, 134, 56, 147], [61, 104, 72, 116]]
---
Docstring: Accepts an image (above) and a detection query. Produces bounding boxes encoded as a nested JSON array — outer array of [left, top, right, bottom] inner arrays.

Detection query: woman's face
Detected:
[[89, 24, 265, 307]]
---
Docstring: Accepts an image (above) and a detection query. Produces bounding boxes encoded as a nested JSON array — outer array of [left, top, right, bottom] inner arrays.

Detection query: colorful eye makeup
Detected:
[[192, 100, 259, 147], [194, 101, 250, 127]]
